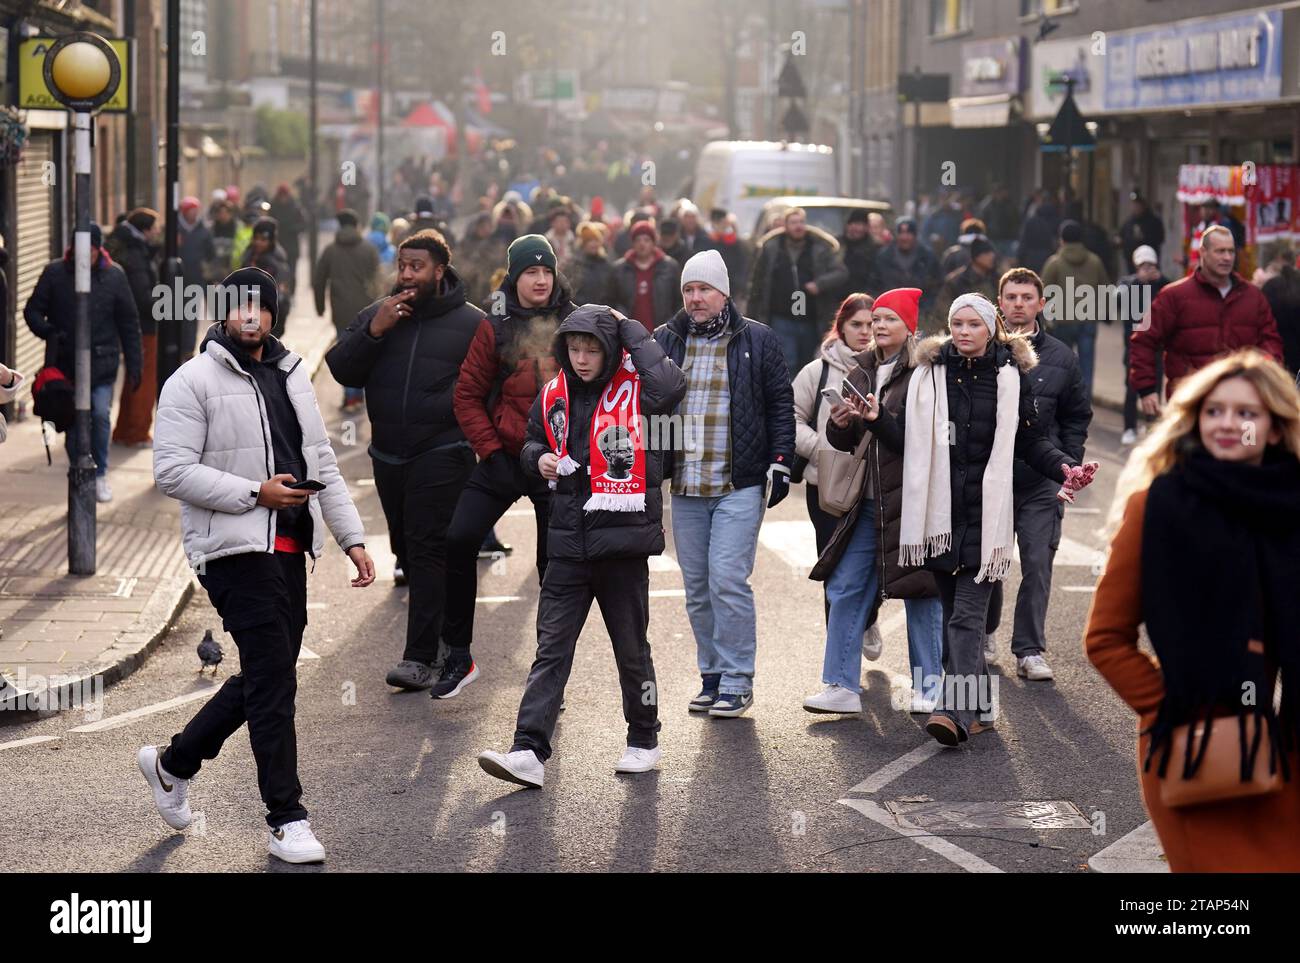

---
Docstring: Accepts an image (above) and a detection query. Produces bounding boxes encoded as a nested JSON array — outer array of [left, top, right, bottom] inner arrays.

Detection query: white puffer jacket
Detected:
[[154, 329, 364, 567], [0, 369, 23, 444], [792, 337, 858, 487]]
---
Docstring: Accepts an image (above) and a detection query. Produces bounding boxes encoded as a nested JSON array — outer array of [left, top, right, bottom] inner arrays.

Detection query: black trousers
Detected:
[[934, 569, 997, 733], [443, 454, 550, 654], [372, 444, 475, 664], [162, 551, 308, 828], [805, 483, 839, 623], [512, 557, 660, 762]]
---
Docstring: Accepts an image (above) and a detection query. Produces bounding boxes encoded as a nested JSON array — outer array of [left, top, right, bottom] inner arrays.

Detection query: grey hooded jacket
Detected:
[[154, 325, 365, 566]]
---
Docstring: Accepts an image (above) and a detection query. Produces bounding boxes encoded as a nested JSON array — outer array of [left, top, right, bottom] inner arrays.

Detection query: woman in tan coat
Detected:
[[1086, 348, 1300, 871]]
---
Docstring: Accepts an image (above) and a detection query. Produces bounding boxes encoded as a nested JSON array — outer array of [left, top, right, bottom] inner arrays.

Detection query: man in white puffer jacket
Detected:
[[140, 267, 374, 865]]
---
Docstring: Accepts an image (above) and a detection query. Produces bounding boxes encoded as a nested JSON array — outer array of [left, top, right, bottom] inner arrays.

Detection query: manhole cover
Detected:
[[884, 800, 1090, 830]]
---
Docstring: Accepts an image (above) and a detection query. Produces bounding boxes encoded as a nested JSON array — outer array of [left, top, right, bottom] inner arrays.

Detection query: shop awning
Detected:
[[948, 94, 1017, 129]]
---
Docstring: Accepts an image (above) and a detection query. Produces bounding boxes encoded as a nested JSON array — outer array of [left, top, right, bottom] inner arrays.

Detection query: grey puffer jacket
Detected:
[[154, 324, 365, 566]]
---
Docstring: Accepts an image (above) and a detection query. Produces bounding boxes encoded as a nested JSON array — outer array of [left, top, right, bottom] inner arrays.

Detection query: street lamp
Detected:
[[43, 33, 122, 576]]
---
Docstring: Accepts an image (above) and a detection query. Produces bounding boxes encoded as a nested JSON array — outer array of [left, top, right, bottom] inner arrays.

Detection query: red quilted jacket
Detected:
[[1129, 269, 1283, 399]]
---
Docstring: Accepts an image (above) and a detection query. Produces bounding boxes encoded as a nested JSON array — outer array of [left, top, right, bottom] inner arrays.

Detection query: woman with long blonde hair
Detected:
[[1087, 348, 1300, 871]]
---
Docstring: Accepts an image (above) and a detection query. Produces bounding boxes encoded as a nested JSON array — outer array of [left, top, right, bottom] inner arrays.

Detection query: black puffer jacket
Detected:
[[24, 250, 142, 387], [522, 306, 686, 561], [1013, 321, 1090, 491], [106, 222, 159, 336], [325, 266, 483, 461], [865, 335, 1076, 573], [654, 302, 795, 490]]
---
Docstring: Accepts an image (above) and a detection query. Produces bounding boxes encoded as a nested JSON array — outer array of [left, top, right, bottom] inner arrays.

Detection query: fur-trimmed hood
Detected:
[[913, 332, 1039, 372], [755, 223, 841, 253]]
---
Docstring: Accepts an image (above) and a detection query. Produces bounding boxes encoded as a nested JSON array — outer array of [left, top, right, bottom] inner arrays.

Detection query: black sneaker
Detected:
[[385, 660, 435, 690], [478, 532, 513, 558], [708, 691, 754, 718], [431, 653, 480, 700], [688, 674, 722, 712]]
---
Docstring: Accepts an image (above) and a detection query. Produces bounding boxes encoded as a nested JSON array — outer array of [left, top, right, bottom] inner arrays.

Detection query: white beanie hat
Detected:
[[681, 249, 730, 297], [1132, 244, 1158, 267], [948, 292, 999, 336]]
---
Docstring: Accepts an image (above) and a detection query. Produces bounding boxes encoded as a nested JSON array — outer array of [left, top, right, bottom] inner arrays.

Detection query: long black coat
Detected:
[[106, 223, 159, 336], [521, 306, 686, 561], [865, 335, 1075, 573], [325, 266, 483, 461], [1013, 322, 1091, 491], [24, 251, 142, 387]]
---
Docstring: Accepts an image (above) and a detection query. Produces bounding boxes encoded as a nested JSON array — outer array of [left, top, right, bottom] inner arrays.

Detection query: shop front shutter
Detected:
[[12, 132, 56, 407]]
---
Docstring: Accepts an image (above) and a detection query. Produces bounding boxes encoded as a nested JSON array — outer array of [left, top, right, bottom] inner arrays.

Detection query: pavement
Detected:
[[0, 257, 338, 718], [0, 348, 1170, 873]]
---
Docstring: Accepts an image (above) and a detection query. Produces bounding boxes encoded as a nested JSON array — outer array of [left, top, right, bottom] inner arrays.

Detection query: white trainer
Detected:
[[803, 684, 862, 714], [862, 623, 883, 661], [95, 478, 113, 503], [1017, 653, 1055, 681], [477, 748, 544, 788], [1120, 429, 1138, 446], [268, 819, 326, 864], [615, 745, 661, 773], [137, 745, 191, 830]]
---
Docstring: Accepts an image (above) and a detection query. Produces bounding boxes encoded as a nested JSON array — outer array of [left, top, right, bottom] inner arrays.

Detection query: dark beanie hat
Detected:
[[846, 208, 870, 225], [507, 233, 557, 285], [89, 223, 103, 248], [252, 216, 278, 240], [414, 195, 435, 215], [1060, 219, 1083, 243], [969, 236, 995, 260], [221, 267, 279, 327]]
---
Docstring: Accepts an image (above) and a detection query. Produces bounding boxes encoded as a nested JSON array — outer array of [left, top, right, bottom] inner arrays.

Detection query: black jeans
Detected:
[[512, 557, 660, 762], [1122, 318, 1164, 432], [934, 569, 997, 733], [372, 444, 475, 664], [162, 551, 308, 828], [443, 452, 551, 654], [805, 483, 839, 623]]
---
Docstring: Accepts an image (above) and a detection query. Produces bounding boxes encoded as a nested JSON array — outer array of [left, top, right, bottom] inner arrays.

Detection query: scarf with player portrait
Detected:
[[541, 349, 648, 512]]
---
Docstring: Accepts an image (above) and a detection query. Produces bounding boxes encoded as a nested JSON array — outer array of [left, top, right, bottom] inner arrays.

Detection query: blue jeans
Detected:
[[1055, 322, 1097, 403], [671, 486, 766, 694], [822, 504, 880, 692], [770, 315, 819, 380], [64, 382, 113, 478], [905, 597, 944, 701]]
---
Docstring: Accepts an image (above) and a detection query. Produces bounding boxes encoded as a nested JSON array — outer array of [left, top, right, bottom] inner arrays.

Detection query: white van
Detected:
[[692, 141, 838, 240]]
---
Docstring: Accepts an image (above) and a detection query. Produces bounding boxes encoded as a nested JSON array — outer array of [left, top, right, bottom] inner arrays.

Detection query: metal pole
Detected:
[[159, 0, 182, 390], [124, 0, 137, 207], [912, 96, 921, 220], [375, 0, 385, 215], [69, 111, 96, 575], [307, 0, 319, 271]]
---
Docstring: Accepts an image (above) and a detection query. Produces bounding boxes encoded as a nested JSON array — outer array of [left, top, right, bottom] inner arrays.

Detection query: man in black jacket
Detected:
[[325, 230, 482, 690], [24, 223, 142, 503], [109, 208, 162, 447], [989, 268, 1091, 681], [477, 305, 686, 787], [654, 250, 795, 718]]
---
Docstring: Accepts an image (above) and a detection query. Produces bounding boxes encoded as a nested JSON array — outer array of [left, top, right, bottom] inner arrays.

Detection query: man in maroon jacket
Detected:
[[1131, 225, 1283, 413], [435, 234, 576, 700]]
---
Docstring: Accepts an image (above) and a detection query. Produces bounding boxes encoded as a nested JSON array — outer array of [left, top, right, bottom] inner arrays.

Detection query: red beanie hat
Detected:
[[630, 220, 657, 241], [872, 287, 922, 333]]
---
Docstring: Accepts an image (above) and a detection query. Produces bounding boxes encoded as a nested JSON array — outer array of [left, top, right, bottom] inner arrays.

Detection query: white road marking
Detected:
[[306, 602, 329, 610], [356, 478, 376, 487], [68, 685, 219, 734], [0, 734, 60, 752], [758, 520, 820, 569], [846, 742, 945, 794], [297, 645, 320, 661], [1064, 507, 1100, 515], [649, 589, 686, 598], [1060, 586, 1096, 593], [503, 508, 535, 518], [476, 596, 521, 604], [837, 797, 1004, 872], [408, 737, 434, 780], [111, 577, 138, 599], [1088, 820, 1168, 873], [647, 554, 680, 572]]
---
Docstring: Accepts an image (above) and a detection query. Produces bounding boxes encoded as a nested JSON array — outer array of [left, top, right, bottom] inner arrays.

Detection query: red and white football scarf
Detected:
[[541, 351, 647, 512]]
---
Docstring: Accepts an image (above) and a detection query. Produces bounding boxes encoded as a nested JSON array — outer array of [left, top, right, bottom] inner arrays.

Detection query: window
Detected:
[[930, 0, 971, 37], [1020, 0, 1078, 17]]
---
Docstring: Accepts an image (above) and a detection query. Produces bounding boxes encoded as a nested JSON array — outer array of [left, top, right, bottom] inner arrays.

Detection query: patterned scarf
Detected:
[[687, 300, 731, 339]]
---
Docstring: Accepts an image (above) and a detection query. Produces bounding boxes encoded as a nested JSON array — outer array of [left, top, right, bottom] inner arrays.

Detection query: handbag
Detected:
[[1158, 708, 1283, 809], [791, 361, 830, 485], [816, 428, 871, 517]]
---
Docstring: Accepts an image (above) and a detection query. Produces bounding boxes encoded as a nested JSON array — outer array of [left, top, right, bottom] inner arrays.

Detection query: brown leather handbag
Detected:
[[1159, 711, 1283, 809], [816, 429, 870, 518]]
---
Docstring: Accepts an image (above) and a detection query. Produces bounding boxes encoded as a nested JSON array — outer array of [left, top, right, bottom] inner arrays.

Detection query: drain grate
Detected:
[[884, 800, 1091, 830]]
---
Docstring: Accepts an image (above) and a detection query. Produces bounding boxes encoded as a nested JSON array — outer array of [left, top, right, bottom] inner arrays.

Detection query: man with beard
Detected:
[[145, 267, 374, 864], [326, 230, 483, 690], [441, 234, 577, 699], [838, 208, 879, 297]]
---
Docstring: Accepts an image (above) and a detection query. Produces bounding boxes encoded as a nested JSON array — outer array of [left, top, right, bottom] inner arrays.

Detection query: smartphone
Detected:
[[820, 386, 846, 406], [841, 378, 871, 406], [285, 479, 326, 492]]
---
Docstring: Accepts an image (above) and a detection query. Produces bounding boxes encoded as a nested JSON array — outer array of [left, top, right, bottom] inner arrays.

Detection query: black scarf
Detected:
[[1140, 445, 1300, 780], [687, 300, 731, 339]]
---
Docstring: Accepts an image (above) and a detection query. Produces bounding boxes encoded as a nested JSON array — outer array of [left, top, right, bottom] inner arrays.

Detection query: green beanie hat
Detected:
[[506, 233, 557, 286]]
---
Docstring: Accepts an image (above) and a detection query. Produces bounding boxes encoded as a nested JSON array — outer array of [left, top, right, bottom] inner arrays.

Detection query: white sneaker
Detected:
[[615, 745, 661, 773], [95, 478, 113, 503], [137, 745, 191, 830], [268, 819, 326, 864], [803, 684, 862, 714], [862, 623, 883, 661], [1017, 653, 1055, 681], [909, 692, 938, 714], [1120, 429, 1138, 446], [984, 634, 996, 663], [477, 748, 544, 788]]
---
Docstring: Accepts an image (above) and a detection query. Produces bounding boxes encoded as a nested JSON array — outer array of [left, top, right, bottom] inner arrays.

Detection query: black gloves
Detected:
[[767, 463, 791, 509]]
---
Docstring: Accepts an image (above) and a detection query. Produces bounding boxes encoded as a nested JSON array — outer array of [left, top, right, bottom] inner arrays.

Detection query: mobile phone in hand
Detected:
[[285, 479, 326, 492], [820, 386, 846, 406], [841, 378, 871, 405]]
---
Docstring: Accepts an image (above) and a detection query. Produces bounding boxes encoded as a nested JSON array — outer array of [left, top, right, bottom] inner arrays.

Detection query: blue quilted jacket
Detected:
[[654, 302, 795, 491]]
